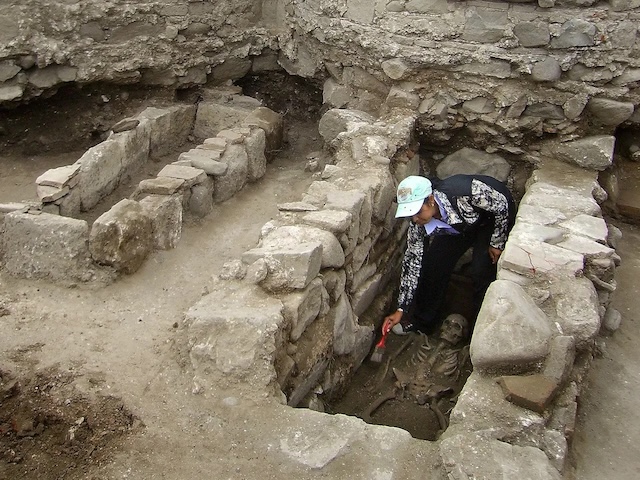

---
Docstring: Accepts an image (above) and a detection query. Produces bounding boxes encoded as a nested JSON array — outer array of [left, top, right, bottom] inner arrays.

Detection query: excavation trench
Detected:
[[0, 77, 498, 450]]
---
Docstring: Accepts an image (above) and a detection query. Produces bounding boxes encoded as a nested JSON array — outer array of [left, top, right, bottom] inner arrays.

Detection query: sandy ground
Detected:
[[0, 120, 327, 479], [570, 220, 640, 479]]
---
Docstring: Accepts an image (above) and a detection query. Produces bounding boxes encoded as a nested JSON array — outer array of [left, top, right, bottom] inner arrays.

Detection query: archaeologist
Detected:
[[383, 174, 515, 336]]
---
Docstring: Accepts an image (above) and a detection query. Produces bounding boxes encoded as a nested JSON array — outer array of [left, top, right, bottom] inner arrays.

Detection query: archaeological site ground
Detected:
[[2, 1, 640, 479]]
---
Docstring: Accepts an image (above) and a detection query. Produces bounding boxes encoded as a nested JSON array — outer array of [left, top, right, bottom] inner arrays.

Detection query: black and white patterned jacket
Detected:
[[397, 174, 514, 311]]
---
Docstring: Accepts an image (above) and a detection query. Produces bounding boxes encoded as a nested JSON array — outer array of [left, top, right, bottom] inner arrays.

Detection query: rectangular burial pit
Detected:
[[323, 274, 475, 441]]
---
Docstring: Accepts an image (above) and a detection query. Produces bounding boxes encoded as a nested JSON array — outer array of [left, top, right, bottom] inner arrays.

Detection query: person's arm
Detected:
[[383, 222, 424, 332], [469, 179, 511, 251]]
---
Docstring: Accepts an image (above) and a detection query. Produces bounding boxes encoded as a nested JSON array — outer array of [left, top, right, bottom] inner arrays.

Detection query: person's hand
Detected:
[[488, 246, 503, 264], [383, 310, 403, 334]]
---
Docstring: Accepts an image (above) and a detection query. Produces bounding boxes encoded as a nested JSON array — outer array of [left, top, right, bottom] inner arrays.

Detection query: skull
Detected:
[[439, 313, 469, 346]]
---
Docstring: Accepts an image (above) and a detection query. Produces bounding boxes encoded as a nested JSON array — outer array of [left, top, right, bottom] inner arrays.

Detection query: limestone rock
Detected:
[[440, 433, 561, 480], [0, 211, 93, 282], [261, 225, 345, 269], [471, 280, 553, 372], [89, 199, 153, 274], [545, 136, 614, 171], [318, 109, 376, 144], [138, 194, 183, 250], [283, 279, 323, 341], [437, 148, 511, 181], [213, 144, 248, 203], [587, 98, 635, 126]]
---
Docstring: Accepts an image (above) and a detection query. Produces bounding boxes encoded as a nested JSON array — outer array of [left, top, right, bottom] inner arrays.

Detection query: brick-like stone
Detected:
[[497, 375, 559, 414]]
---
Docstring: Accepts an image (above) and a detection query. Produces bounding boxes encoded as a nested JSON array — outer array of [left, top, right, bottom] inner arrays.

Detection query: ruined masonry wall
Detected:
[[0, 0, 273, 103], [180, 104, 619, 478], [0, 89, 283, 281]]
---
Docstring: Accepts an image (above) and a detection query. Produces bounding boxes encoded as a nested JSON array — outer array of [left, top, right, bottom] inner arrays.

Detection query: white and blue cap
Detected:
[[395, 176, 433, 218]]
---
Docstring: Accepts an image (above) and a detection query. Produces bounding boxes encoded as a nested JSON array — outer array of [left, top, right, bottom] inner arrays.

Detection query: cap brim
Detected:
[[395, 199, 424, 218]]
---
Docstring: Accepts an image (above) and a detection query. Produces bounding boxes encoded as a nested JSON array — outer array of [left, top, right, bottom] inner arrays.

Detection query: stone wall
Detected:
[[0, 89, 282, 281], [0, 0, 272, 103], [179, 101, 620, 477]]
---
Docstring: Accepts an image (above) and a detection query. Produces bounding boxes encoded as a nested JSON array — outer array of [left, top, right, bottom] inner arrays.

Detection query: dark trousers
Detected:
[[407, 221, 498, 333]]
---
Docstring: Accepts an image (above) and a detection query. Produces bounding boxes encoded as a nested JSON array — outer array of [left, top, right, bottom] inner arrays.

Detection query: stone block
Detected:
[[188, 177, 214, 217], [283, 278, 323, 341], [331, 293, 358, 356], [559, 214, 608, 243], [182, 280, 284, 391], [556, 235, 614, 260], [531, 57, 561, 82], [543, 336, 576, 385], [261, 225, 345, 269], [157, 164, 207, 188], [37, 185, 69, 202], [385, 86, 420, 110], [520, 182, 601, 220], [587, 98, 635, 126], [36, 163, 81, 189], [193, 102, 254, 139], [471, 280, 553, 372], [0, 211, 93, 282], [549, 277, 600, 348], [243, 107, 284, 155], [89, 199, 153, 275], [351, 273, 382, 317], [242, 242, 323, 291], [134, 177, 185, 196], [137, 105, 196, 157], [77, 139, 126, 211], [544, 136, 614, 171], [440, 433, 561, 480], [322, 269, 347, 302], [513, 21, 550, 47], [213, 144, 248, 203], [497, 375, 559, 414], [302, 210, 352, 234], [437, 148, 510, 182], [317, 109, 376, 145], [187, 155, 228, 176], [138, 194, 183, 250], [500, 239, 584, 279], [449, 372, 546, 435], [244, 127, 267, 181], [323, 78, 352, 108]]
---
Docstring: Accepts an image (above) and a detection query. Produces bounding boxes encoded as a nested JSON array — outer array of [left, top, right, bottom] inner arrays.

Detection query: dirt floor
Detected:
[[2, 80, 640, 478]]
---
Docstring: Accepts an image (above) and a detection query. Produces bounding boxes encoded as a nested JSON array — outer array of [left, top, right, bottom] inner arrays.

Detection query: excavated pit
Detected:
[[0, 73, 503, 447]]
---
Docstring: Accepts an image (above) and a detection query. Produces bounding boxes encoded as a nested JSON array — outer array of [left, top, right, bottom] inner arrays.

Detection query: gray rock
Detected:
[[0, 61, 21, 82], [182, 280, 284, 391], [440, 433, 561, 480], [213, 144, 248, 203], [544, 135, 614, 171], [531, 57, 562, 82], [587, 98, 635, 126], [89, 199, 153, 274], [302, 210, 352, 235], [462, 8, 508, 43], [242, 242, 323, 292], [471, 280, 553, 372], [523, 102, 565, 120], [381, 58, 410, 80], [550, 19, 596, 48], [189, 177, 214, 217], [157, 164, 207, 188], [243, 107, 284, 154], [0, 84, 24, 101], [138, 195, 183, 250], [542, 336, 576, 385], [563, 94, 589, 120], [318, 109, 376, 144], [437, 148, 511, 181], [261, 225, 345, 269], [193, 101, 254, 139], [549, 277, 601, 347], [513, 22, 550, 47], [0, 211, 93, 282], [331, 293, 358, 355], [283, 278, 324, 341], [602, 307, 622, 332], [244, 127, 267, 182]]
